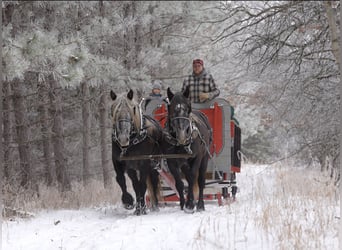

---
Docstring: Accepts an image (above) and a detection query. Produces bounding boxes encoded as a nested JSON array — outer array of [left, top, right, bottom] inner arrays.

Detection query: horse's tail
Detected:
[[146, 170, 162, 207]]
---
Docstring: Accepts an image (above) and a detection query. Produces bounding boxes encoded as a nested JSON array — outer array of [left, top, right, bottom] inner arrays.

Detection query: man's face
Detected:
[[193, 63, 203, 75]]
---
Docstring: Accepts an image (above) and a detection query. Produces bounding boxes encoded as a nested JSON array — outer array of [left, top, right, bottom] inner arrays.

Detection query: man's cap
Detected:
[[193, 59, 203, 66]]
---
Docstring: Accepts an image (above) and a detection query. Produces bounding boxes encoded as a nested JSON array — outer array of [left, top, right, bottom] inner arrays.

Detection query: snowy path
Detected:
[[2, 164, 338, 250], [3, 202, 267, 250]]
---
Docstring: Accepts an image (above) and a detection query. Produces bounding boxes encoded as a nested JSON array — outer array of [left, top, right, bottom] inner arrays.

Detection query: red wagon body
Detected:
[[145, 98, 241, 205]]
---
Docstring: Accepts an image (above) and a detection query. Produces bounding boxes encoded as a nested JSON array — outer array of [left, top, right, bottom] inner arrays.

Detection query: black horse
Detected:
[[162, 86, 212, 213], [110, 89, 162, 215]]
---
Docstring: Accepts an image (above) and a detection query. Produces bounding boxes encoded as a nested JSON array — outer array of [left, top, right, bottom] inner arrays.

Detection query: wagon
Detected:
[[145, 97, 241, 205]]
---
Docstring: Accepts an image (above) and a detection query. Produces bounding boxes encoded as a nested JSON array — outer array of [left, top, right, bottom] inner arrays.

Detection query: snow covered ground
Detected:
[[2, 164, 339, 250]]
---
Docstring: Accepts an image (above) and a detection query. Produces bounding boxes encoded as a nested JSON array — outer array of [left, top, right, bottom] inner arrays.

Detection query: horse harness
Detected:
[[111, 98, 146, 151], [164, 114, 209, 155], [112, 114, 164, 157]]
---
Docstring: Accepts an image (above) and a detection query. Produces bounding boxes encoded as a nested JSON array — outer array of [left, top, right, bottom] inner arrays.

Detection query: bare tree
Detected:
[[99, 84, 113, 188], [11, 78, 32, 188], [81, 81, 91, 186], [37, 81, 56, 186], [207, 1, 340, 176], [48, 74, 71, 191], [3, 81, 12, 181], [324, 1, 340, 69]]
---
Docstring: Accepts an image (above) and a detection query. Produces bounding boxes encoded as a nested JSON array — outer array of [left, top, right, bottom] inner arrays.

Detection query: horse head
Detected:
[[167, 86, 192, 145], [110, 89, 141, 147]]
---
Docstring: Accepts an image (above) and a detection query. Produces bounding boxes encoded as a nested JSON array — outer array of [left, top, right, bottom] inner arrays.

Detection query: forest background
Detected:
[[1, 1, 340, 210]]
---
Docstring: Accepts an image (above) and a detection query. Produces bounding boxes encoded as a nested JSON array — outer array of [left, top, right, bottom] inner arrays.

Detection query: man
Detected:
[[181, 59, 220, 103]]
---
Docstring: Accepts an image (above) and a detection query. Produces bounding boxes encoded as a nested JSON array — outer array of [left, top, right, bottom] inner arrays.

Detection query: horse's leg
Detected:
[[149, 168, 160, 212], [182, 161, 196, 212], [126, 168, 140, 211], [138, 169, 149, 215], [127, 168, 147, 216], [168, 159, 185, 210], [197, 155, 209, 211], [114, 161, 134, 209]]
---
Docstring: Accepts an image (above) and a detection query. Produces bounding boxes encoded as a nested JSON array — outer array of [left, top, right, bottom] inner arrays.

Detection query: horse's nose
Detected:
[[177, 130, 188, 145], [118, 135, 130, 147]]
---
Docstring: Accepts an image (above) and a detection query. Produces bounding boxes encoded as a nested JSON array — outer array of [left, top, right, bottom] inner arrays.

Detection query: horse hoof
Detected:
[[196, 206, 205, 212], [197, 201, 205, 212], [122, 193, 134, 208], [184, 207, 195, 214], [134, 208, 148, 216], [134, 203, 148, 215], [150, 206, 160, 212], [124, 204, 134, 210]]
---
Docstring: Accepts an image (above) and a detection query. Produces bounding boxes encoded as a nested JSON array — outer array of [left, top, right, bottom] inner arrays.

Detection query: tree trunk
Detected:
[[81, 82, 91, 186], [324, 1, 340, 70], [48, 74, 71, 191], [3, 81, 12, 181], [123, 2, 131, 70], [0, 82, 2, 185], [133, 2, 142, 70], [11, 78, 31, 188], [37, 82, 56, 186], [99, 84, 114, 188], [99, 0, 105, 17], [148, 3, 157, 78], [97, 3, 114, 188]]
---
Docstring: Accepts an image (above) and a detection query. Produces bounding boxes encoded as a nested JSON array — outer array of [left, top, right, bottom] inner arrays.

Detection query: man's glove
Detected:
[[199, 92, 209, 102]]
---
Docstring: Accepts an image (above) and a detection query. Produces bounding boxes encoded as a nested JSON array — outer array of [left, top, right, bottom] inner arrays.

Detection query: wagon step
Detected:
[[120, 153, 193, 161]]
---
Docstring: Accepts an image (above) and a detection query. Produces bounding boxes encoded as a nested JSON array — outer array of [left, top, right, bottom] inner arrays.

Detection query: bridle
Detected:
[[166, 102, 194, 150], [111, 98, 147, 154], [112, 118, 135, 143]]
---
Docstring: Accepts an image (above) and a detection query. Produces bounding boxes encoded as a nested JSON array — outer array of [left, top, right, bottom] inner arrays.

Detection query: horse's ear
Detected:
[[183, 85, 190, 99], [167, 87, 174, 100], [127, 89, 133, 100], [110, 90, 117, 101]]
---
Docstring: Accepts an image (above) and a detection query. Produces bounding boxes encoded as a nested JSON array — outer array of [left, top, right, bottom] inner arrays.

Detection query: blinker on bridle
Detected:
[[169, 103, 193, 146], [111, 101, 136, 146]]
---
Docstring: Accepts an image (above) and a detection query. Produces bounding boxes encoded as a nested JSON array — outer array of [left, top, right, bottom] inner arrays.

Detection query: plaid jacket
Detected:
[[181, 69, 220, 103]]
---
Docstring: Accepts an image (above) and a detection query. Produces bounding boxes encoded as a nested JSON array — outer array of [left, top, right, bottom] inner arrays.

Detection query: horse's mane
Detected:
[[171, 91, 189, 104], [168, 91, 191, 113]]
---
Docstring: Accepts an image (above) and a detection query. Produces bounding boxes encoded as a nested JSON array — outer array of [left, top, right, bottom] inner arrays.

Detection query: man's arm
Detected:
[[207, 74, 220, 100], [181, 78, 188, 92]]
